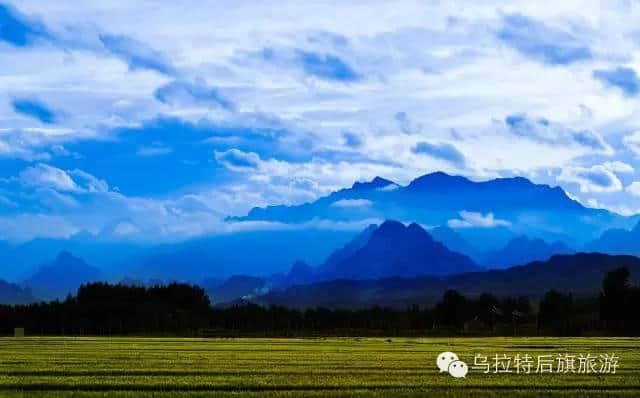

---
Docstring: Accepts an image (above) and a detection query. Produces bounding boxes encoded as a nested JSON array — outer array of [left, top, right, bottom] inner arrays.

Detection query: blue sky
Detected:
[[1, 0, 640, 242]]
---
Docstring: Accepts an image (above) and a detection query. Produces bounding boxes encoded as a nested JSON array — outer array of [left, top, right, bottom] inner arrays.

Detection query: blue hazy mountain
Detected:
[[234, 172, 635, 245], [279, 260, 315, 288], [480, 236, 574, 269], [429, 225, 483, 261], [585, 221, 640, 255], [113, 228, 359, 282], [0, 233, 146, 282], [23, 251, 102, 301], [203, 275, 266, 304], [258, 253, 640, 309], [0, 279, 35, 305], [319, 224, 378, 276], [316, 220, 481, 280]]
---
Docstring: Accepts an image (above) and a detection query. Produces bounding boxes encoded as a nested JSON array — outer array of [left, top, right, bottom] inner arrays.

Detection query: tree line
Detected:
[[1, 268, 639, 336]]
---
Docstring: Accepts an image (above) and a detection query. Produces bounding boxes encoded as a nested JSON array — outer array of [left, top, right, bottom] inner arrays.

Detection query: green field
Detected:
[[0, 337, 638, 397]]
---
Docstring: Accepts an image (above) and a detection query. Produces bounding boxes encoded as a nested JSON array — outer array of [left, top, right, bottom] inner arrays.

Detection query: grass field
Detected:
[[0, 337, 638, 397]]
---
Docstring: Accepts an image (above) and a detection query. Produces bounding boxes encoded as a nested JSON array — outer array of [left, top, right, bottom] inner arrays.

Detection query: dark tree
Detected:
[[435, 289, 468, 329], [600, 267, 631, 326], [538, 290, 574, 335]]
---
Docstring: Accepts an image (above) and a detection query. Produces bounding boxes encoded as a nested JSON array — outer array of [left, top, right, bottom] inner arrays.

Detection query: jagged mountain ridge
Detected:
[[233, 172, 635, 245]]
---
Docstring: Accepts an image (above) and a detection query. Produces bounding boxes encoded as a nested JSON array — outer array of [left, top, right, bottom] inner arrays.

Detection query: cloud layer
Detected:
[[1, 1, 640, 241]]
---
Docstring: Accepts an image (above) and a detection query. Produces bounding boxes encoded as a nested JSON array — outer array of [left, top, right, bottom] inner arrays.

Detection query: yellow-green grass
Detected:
[[0, 337, 638, 397]]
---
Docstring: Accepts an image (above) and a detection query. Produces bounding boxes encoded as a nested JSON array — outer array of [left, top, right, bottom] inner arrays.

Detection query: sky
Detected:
[[1, 0, 640, 242]]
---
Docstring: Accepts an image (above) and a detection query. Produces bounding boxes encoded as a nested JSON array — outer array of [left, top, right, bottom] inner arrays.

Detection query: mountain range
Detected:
[[233, 172, 637, 247], [0, 280, 35, 305], [23, 251, 102, 300], [257, 253, 640, 309], [479, 236, 574, 269], [586, 222, 640, 255], [2, 171, 640, 305]]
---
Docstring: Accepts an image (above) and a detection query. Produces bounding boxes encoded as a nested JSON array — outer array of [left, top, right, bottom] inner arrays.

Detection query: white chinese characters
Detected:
[[472, 353, 619, 374]]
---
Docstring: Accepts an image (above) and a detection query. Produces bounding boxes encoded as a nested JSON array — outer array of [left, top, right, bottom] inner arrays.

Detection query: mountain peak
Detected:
[[319, 219, 480, 280], [487, 176, 534, 187], [375, 220, 407, 236], [481, 235, 573, 269], [351, 176, 395, 190], [56, 250, 76, 262], [284, 260, 314, 286], [25, 252, 101, 300], [407, 171, 472, 190], [289, 260, 312, 274]]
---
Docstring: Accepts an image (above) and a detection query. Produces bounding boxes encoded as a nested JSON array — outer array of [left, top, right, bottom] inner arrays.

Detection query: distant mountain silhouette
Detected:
[[429, 225, 482, 261], [112, 228, 358, 282], [317, 220, 481, 280], [258, 253, 640, 309], [586, 221, 640, 255], [317, 224, 377, 279], [204, 275, 266, 304], [279, 261, 315, 288], [233, 172, 635, 245], [480, 236, 573, 269], [0, 279, 35, 305], [23, 252, 102, 300], [0, 234, 144, 282]]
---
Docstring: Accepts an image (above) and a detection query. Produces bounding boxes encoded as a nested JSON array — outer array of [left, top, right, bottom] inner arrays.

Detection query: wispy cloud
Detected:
[[214, 149, 261, 172], [11, 98, 59, 124], [448, 211, 511, 229], [623, 131, 640, 155], [136, 145, 173, 157], [19, 163, 79, 192], [558, 164, 623, 193], [342, 132, 362, 148], [412, 141, 466, 168], [504, 114, 610, 152], [154, 78, 234, 110], [294, 50, 359, 82], [626, 181, 640, 197], [593, 67, 640, 96], [497, 14, 591, 65], [331, 198, 372, 208], [0, 3, 49, 46], [99, 33, 176, 75]]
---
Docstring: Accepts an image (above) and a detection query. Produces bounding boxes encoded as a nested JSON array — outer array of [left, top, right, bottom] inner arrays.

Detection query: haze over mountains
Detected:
[[259, 253, 640, 309], [479, 236, 574, 269], [23, 251, 102, 301], [586, 222, 640, 256], [235, 172, 637, 246], [1, 171, 640, 305], [315, 220, 480, 279]]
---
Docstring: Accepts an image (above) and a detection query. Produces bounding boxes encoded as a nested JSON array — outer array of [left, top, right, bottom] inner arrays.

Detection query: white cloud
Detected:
[[136, 145, 173, 157], [378, 183, 399, 191], [331, 198, 373, 208], [0, 213, 79, 242], [558, 164, 623, 193], [448, 211, 511, 229], [602, 161, 634, 174], [626, 181, 640, 197], [69, 169, 110, 193], [623, 131, 640, 156], [3, 1, 640, 241], [19, 163, 79, 192], [214, 149, 261, 172]]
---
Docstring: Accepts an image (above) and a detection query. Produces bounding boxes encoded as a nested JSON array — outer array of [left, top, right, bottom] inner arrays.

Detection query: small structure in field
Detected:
[[14, 328, 24, 338]]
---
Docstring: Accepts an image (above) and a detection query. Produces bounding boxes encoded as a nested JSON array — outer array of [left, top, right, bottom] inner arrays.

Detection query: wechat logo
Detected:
[[437, 351, 468, 378]]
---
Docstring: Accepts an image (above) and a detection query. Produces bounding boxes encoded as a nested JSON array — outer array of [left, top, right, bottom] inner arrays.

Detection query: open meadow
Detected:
[[0, 337, 638, 397]]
